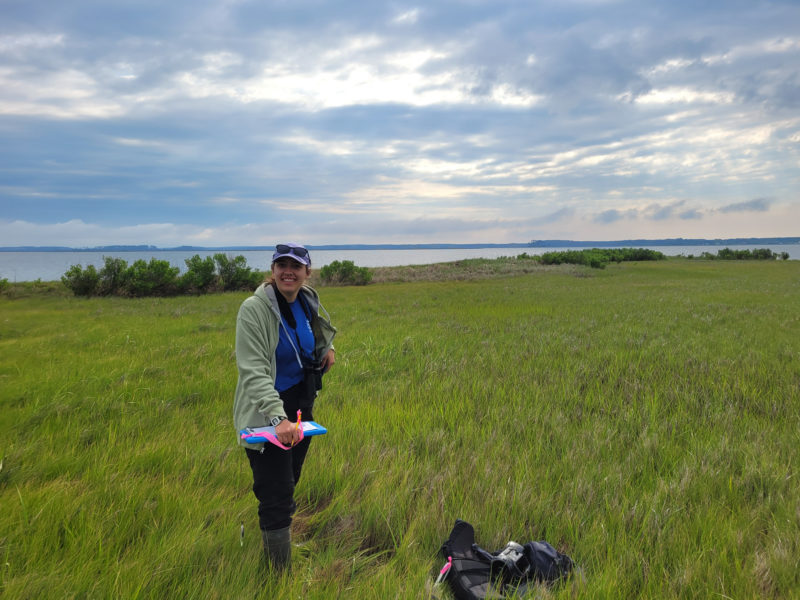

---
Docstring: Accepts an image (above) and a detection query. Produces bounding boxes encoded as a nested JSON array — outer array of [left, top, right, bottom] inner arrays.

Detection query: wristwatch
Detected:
[[269, 416, 286, 427]]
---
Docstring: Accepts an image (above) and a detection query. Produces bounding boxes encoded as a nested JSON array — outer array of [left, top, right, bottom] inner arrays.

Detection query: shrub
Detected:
[[319, 260, 373, 285], [98, 256, 129, 295], [701, 248, 784, 261], [607, 248, 666, 262], [59, 254, 263, 297], [214, 253, 261, 291], [0, 277, 8, 294], [539, 249, 608, 268], [538, 248, 666, 269], [182, 255, 217, 293], [61, 264, 100, 296], [122, 259, 180, 297]]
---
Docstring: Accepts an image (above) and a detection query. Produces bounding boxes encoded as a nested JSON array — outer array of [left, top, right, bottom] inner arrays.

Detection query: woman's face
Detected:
[[272, 258, 310, 301]]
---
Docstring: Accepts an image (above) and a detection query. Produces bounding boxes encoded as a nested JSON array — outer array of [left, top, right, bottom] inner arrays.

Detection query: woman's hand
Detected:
[[275, 418, 303, 446], [321, 348, 336, 372]]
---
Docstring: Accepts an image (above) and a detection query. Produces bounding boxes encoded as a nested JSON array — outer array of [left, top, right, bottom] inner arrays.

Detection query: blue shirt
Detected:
[[274, 298, 315, 392]]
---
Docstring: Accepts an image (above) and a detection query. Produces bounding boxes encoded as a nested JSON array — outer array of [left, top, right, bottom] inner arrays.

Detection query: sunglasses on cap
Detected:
[[275, 244, 309, 259]]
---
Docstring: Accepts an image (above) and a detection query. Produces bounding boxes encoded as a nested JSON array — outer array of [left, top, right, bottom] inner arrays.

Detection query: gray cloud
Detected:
[[594, 209, 635, 224], [536, 207, 576, 224], [644, 202, 685, 221], [678, 208, 704, 220], [718, 198, 772, 213]]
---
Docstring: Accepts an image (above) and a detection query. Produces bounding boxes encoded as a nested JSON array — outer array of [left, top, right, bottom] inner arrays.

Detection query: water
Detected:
[[1, 244, 798, 282]]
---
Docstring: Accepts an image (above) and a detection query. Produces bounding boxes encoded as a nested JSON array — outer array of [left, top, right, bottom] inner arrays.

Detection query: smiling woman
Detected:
[[271, 244, 311, 302], [232, 242, 337, 573]]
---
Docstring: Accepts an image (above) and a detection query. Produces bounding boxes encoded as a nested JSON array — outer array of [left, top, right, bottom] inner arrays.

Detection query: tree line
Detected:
[[687, 248, 790, 261], [60, 255, 373, 297], [61, 254, 263, 297], [519, 247, 667, 269]]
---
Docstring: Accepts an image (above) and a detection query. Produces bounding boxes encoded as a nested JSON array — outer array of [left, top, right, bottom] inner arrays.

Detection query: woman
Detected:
[[233, 243, 336, 571]]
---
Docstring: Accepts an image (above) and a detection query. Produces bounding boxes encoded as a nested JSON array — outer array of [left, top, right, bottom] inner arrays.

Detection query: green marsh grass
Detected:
[[1, 259, 799, 598]]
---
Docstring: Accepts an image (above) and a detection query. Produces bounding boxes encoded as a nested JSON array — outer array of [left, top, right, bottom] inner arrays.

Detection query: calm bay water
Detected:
[[1, 245, 798, 282]]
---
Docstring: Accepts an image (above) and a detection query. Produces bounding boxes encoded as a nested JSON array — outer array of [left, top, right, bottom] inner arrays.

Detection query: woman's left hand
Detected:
[[321, 348, 336, 372]]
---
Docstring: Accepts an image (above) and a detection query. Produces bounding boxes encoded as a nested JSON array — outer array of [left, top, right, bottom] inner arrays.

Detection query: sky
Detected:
[[1, 0, 798, 247]]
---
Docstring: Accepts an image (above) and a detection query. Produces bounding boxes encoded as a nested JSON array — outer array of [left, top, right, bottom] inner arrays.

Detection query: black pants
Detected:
[[246, 383, 314, 531]]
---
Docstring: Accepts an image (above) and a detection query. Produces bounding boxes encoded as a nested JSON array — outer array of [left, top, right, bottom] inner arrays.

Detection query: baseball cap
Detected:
[[272, 243, 311, 265]]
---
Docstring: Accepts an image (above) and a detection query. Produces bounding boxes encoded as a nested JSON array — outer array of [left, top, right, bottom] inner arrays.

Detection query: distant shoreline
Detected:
[[2, 237, 798, 252]]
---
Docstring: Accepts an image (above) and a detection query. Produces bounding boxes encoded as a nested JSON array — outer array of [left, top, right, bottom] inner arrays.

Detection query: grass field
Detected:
[[1, 258, 799, 599]]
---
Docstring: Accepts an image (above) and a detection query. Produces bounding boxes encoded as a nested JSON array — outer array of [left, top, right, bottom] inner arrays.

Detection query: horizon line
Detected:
[[5, 242, 527, 251], [2, 235, 800, 252]]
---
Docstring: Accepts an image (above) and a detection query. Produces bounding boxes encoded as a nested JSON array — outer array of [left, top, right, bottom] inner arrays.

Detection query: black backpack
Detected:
[[438, 520, 575, 600]]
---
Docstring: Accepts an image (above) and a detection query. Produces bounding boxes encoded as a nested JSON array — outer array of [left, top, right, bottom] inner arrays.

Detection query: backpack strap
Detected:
[[440, 520, 499, 600]]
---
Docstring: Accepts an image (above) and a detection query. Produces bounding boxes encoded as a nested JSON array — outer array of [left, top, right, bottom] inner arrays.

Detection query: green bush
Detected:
[[539, 248, 665, 269], [694, 248, 787, 261], [606, 248, 666, 262], [182, 254, 217, 292], [213, 253, 261, 291], [540, 249, 599, 268], [61, 264, 100, 296], [539, 249, 606, 268], [0, 277, 9, 294], [122, 258, 180, 297], [319, 260, 373, 285], [98, 256, 129, 295], [59, 254, 263, 297]]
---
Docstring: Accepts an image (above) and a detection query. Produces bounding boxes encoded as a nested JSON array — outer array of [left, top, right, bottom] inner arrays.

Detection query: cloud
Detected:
[[717, 198, 772, 213], [0, 33, 64, 53], [594, 209, 631, 224], [393, 8, 421, 25], [1, 0, 799, 245], [644, 202, 685, 221], [536, 207, 576, 224], [678, 208, 703, 220], [588, 200, 757, 225]]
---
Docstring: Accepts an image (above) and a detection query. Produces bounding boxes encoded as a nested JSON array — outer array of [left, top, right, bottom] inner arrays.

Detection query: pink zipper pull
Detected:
[[435, 556, 452, 584]]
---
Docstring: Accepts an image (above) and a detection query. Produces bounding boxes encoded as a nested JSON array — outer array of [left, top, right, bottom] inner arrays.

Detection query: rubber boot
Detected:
[[261, 526, 291, 572]]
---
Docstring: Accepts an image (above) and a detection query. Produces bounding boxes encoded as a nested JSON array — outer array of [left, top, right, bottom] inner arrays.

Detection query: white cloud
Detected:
[[0, 33, 65, 52], [633, 87, 735, 105], [0, 66, 125, 118], [703, 36, 800, 66], [279, 134, 361, 156], [122, 34, 543, 111], [112, 137, 168, 148], [393, 8, 421, 25], [645, 58, 695, 76]]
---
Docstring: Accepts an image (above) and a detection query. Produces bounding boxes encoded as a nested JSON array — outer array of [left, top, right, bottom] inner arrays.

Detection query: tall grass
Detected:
[[1, 260, 799, 598]]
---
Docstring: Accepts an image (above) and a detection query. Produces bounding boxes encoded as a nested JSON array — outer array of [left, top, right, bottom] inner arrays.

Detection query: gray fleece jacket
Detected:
[[233, 282, 336, 448]]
